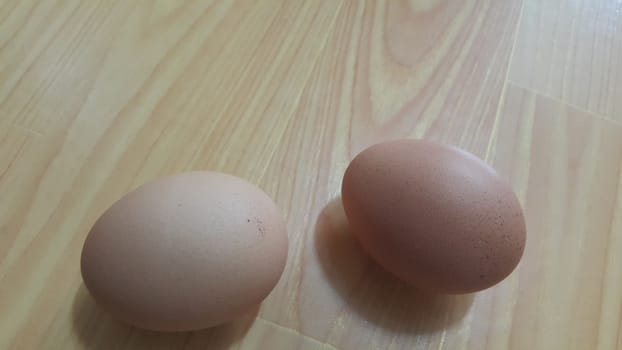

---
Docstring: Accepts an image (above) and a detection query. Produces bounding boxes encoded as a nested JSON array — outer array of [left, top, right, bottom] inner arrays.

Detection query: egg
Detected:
[[80, 171, 288, 331], [341, 140, 526, 294]]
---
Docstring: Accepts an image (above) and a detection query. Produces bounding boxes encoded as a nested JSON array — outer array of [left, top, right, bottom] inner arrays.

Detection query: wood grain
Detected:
[[1, 0, 622, 349], [259, 2, 523, 349], [490, 83, 622, 350], [509, 0, 622, 122], [0, 1, 344, 348]]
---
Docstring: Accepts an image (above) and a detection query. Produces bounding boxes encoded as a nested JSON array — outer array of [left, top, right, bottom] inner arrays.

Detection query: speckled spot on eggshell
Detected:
[[341, 139, 526, 294]]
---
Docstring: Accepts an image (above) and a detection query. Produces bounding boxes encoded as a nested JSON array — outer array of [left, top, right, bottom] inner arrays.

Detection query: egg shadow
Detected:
[[314, 197, 474, 334], [71, 284, 257, 350]]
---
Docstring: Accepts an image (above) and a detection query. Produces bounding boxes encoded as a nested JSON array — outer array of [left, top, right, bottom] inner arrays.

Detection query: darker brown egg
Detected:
[[341, 140, 526, 294]]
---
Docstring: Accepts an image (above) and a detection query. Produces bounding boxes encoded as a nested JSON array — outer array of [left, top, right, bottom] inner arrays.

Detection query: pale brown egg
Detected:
[[81, 171, 288, 331], [341, 140, 526, 294]]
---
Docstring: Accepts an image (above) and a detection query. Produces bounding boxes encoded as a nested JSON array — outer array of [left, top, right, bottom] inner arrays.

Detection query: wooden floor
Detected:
[[1, 1, 621, 349]]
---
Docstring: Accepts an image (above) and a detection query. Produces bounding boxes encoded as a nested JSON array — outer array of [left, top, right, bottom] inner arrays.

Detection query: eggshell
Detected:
[[81, 171, 288, 331], [341, 140, 526, 294]]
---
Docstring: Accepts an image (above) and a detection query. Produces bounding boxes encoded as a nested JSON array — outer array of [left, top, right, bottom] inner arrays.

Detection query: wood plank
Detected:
[[509, 0, 622, 122], [257, 1, 524, 349], [488, 83, 622, 350], [0, 1, 344, 348], [2, 0, 621, 349]]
